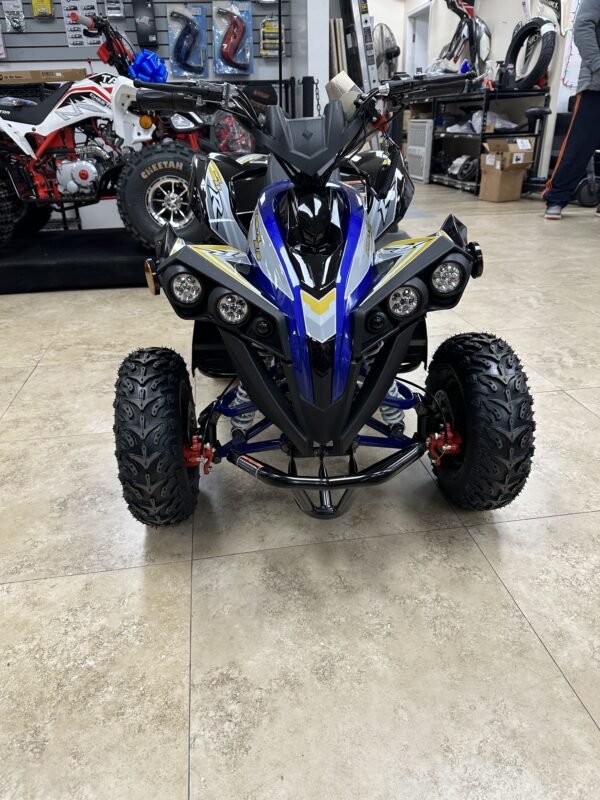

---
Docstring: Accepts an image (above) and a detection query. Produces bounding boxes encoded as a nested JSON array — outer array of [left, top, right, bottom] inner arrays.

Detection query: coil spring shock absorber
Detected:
[[380, 381, 406, 433], [231, 383, 256, 435]]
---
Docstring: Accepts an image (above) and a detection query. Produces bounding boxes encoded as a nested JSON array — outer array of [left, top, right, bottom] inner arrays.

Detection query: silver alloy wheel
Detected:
[[145, 175, 193, 229]]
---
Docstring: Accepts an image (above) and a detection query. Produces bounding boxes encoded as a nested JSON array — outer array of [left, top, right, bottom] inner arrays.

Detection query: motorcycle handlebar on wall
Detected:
[[69, 11, 94, 29]]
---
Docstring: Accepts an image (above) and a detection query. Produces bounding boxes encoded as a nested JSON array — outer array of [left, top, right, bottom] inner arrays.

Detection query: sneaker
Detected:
[[596, 206, 600, 217], [544, 204, 562, 220]]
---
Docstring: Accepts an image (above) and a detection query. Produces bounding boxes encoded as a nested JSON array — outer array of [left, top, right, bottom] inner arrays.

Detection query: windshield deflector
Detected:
[[256, 101, 363, 179]]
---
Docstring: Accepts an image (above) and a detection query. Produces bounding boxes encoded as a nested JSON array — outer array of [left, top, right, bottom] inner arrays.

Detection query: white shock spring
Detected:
[[231, 383, 256, 433], [380, 381, 406, 429]]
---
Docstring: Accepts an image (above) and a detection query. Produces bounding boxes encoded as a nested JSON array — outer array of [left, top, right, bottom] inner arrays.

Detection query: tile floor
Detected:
[[1, 185, 600, 799]]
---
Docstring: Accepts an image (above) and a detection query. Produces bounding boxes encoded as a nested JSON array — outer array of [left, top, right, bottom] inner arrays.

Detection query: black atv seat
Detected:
[[0, 82, 73, 125]]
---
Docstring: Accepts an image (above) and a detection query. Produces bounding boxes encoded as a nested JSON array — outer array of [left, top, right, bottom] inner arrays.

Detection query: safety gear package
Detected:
[[213, 1, 253, 75]]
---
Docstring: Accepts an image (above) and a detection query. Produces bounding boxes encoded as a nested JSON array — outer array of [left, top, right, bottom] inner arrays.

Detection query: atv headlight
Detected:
[[171, 273, 203, 304], [431, 262, 464, 295], [388, 286, 421, 319], [217, 293, 249, 325]]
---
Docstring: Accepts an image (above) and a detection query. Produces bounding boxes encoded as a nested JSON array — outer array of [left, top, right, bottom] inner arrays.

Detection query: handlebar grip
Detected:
[[70, 11, 94, 29], [136, 89, 198, 112], [134, 79, 227, 104]]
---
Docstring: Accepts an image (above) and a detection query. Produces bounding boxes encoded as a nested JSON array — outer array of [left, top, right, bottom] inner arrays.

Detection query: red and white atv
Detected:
[[0, 13, 208, 247]]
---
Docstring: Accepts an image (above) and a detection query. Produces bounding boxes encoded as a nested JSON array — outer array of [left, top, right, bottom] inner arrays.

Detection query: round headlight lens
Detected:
[[388, 286, 420, 318], [216, 293, 249, 325], [171, 273, 202, 304], [432, 262, 463, 294]]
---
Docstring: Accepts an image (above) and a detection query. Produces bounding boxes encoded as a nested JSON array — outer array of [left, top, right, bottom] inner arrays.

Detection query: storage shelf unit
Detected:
[[397, 87, 551, 195]]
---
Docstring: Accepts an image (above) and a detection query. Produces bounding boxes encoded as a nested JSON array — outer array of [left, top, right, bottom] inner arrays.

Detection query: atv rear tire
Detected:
[[13, 204, 52, 238], [426, 333, 535, 511], [114, 347, 199, 526], [116, 141, 204, 250], [0, 179, 20, 245]]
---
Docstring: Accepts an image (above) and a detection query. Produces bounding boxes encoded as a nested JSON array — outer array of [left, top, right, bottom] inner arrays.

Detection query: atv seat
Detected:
[[0, 82, 73, 125]]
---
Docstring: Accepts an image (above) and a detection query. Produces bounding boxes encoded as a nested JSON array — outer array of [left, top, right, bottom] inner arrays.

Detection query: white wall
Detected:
[[370, 0, 406, 63]]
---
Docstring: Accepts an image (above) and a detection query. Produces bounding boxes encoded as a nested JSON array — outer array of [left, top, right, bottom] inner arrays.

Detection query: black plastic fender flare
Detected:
[[506, 17, 557, 91]]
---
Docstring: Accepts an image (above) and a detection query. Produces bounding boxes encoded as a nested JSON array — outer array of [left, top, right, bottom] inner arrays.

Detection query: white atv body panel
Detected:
[[0, 73, 154, 158]]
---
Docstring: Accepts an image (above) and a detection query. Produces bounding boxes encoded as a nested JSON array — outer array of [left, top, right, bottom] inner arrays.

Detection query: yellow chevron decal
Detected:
[[301, 289, 336, 315]]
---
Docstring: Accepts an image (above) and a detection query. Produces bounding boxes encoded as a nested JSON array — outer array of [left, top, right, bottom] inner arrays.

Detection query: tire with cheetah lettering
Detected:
[[116, 141, 204, 250]]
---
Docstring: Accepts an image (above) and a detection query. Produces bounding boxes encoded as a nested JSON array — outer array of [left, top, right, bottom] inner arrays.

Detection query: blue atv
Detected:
[[114, 74, 535, 522]]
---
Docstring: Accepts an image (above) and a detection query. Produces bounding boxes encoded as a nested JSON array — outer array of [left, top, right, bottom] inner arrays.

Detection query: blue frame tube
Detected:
[[214, 381, 423, 457]]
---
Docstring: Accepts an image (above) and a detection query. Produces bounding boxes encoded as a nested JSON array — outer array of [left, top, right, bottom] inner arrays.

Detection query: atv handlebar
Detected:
[[383, 71, 477, 98], [134, 79, 229, 110], [136, 89, 199, 112]]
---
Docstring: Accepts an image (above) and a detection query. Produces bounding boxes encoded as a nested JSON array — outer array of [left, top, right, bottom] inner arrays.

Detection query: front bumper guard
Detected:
[[227, 441, 427, 518]]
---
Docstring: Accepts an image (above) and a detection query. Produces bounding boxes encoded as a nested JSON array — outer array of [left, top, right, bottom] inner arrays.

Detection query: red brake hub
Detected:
[[428, 424, 463, 467], [183, 436, 214, 475]]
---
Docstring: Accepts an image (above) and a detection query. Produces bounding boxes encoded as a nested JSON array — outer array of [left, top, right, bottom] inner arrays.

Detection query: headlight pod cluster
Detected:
[[168, 269, 253, 327], [431, 261, 465, 296]]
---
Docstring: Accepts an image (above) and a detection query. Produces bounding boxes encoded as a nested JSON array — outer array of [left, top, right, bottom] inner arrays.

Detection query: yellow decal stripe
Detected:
[[373, 237, 438, 294], [301, 289, 336, 315], [188, 245, 261, 296]]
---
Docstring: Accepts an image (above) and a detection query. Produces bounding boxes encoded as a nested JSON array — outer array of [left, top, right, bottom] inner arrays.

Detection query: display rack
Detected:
[[397, 87, 551, 194]]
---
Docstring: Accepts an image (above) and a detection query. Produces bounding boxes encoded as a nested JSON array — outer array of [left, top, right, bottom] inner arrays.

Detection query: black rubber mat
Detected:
[[0, 228, 148, 294]]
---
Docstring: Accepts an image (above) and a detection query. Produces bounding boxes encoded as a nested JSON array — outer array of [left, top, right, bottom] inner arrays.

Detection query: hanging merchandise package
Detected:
[[213, 1, 253, 75], [168, 4, 207, 77], [65, 0, 100, 48], [2, 0, 26, 32], [260, 16, 284, 58], [31, 0, 54, 19]]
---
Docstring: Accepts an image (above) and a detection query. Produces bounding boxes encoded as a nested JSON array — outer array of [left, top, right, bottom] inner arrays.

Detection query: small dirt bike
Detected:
[[434, 0, 491, 74], [113, 73, 535, 523], [0, 12, 207, 246]]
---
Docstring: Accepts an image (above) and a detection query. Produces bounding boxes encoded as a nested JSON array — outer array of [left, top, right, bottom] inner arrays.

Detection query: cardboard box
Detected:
[[0, 68, 87, 84], [479, 136, 535, 202]]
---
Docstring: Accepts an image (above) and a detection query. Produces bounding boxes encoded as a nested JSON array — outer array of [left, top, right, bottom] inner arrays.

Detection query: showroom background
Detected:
[[1, 0, 581, 226]]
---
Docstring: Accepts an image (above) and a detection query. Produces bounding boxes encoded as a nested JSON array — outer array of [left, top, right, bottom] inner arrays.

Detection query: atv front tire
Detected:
[[116, 141, 204, 250], [114, 347, 199, 525], [426, 333, 535, 511]]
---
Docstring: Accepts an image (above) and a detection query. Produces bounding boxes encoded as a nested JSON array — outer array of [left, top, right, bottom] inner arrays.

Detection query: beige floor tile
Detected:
[[0, 434, 192, 582], [457, 284, 600, 330], [469, 512, 600, 723], [40, 317, 194, 367], [0, 361, 115, 440], [0, 320, 55, 369], [0, 562, 190, 800], [493, 324, 600, 390], [445, 392, 600, 526], [0, 367, 33, 417], [192, 448, 461, 559], [189, 532, 600, 800], [567, 388, 600, 418]]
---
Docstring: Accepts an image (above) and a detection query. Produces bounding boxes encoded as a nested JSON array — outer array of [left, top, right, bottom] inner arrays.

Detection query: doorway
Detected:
[[405, 2, 431, 76]]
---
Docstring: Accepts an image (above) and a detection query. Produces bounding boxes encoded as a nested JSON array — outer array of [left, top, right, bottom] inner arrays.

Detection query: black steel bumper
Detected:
[[227, 442, 427, 518]]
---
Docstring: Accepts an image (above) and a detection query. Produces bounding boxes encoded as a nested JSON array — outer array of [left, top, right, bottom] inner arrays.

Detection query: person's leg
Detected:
[[543, 91, 600, 211]]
